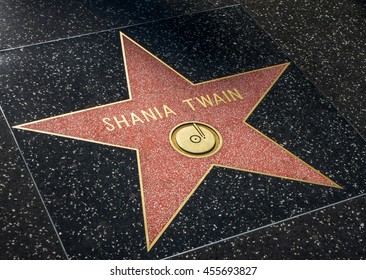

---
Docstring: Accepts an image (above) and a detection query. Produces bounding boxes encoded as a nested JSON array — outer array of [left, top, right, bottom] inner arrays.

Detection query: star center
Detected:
[[170, 122, 223, 158]]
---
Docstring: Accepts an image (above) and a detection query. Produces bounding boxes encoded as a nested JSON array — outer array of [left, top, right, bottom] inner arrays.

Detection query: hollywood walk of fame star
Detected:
[[14, 33, 340, 251]]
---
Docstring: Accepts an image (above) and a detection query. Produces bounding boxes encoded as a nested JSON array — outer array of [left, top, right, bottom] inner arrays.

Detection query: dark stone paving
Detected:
[[241, 0, 366, 139], [0, 0, 237, 50], [0, 112, 65, 259], [173, 195, 366, 259], [0, 1, 365, 259]]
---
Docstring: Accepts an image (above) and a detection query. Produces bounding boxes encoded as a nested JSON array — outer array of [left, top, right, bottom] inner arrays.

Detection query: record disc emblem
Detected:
[[170, 122, 222, 158]]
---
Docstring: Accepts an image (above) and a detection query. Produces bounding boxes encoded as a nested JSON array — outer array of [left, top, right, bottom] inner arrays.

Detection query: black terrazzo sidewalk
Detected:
[[1, 0, 365, 260]]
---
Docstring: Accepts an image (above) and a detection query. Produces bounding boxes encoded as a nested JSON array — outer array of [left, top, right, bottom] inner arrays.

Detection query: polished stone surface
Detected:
[[0, 0, 237, 50], [1, 1, 365, 259], [0, 112, 65, 259], [173, 195, 366, 259], [241, 0, 366, 139]]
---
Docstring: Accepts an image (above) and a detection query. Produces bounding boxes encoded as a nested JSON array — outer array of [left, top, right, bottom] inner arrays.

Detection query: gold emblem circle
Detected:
[[170, 122, 222, 158]]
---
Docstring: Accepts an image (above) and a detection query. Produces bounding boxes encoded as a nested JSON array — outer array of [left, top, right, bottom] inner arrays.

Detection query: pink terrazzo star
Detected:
[[15, 33, 340, 250]]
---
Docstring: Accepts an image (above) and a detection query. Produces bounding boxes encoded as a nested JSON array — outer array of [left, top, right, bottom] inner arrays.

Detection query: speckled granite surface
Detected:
[[0, 112, 65, 259], [0, 1, 365, 259], [0, 0, 237, 50], [240, 0, 366, 139], [173, 195, 366, 259]]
